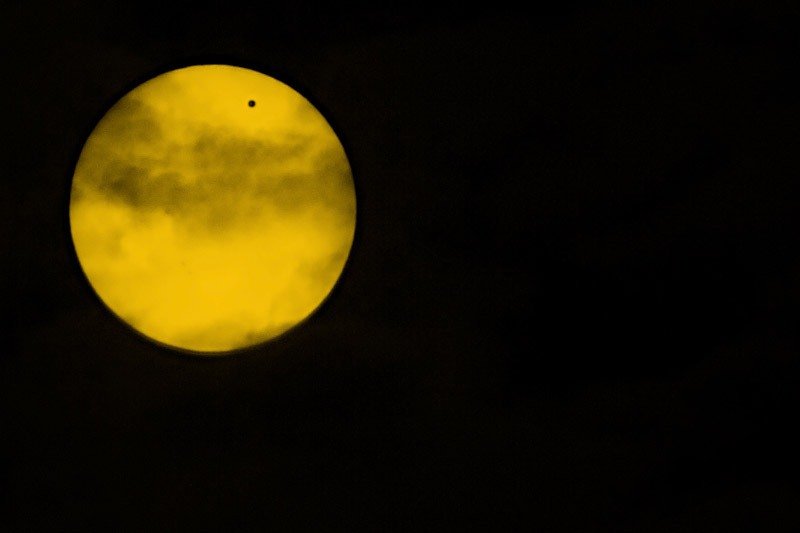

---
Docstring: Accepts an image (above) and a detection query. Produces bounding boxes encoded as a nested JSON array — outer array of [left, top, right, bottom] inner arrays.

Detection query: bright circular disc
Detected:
[[70, 65, 356, 354]]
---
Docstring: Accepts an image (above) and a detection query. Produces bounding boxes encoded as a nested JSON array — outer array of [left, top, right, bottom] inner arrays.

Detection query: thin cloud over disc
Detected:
[[70, 65, 356, 353]]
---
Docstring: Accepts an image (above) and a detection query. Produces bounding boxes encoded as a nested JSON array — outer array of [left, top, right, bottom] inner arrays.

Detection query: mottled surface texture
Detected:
[[70, 66, 355, 352]]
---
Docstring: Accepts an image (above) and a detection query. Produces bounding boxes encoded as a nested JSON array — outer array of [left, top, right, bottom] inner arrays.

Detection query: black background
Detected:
[[2, 1, 798, 531]]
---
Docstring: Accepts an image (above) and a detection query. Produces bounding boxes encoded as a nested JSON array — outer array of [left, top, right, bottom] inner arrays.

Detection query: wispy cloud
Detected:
[[70, 66, 356, 352]]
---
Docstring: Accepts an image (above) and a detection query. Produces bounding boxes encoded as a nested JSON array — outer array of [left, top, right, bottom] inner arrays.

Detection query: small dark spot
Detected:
[[248, 100, 256, 107]]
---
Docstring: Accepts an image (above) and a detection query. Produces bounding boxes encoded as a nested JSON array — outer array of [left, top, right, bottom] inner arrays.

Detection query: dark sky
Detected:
[[2, 2, 799, 531]]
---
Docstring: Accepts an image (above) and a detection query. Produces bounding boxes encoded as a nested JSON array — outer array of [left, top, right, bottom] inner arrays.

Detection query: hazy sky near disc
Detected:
[[70, 66, 356, 352]]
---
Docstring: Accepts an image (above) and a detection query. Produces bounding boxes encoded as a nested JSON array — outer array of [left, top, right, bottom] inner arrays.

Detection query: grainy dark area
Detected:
[[2, 1, 798, 531]]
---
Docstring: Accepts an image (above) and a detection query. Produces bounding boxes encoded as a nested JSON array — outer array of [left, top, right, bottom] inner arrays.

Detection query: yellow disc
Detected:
[[70, 65, 356, 354]]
